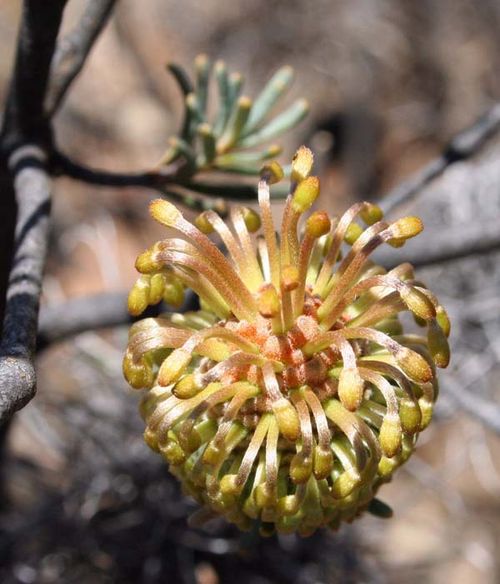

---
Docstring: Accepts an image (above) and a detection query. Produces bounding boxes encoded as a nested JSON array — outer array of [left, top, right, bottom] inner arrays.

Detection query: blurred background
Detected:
[[1, 1, 500, 582]]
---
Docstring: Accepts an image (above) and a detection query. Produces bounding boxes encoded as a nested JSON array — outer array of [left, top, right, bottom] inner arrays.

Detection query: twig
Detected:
[[51, 150, 183, 187], [0, 1, 67, 422], [45, 0, 117, 116], [51, 150, 267, 202], [0, 1, 67, 157], [379, 103, 500, 215], [37, 290, 198, 351], [375, 218, 500, 268], [0, 147, 52, 422]]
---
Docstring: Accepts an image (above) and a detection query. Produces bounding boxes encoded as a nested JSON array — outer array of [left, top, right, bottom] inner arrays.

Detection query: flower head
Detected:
[[123, 147, 450, 536]]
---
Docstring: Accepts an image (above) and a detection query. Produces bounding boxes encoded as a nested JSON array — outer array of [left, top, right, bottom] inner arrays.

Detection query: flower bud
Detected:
[[144, 427, 160, 452], [377, 456, 397, 478], [123, 352, 153, 389], [242, 207, 261, 233], [149, 273, 166, 305], [344, 223, 363, 245], [195, 212, 215, 234], [379, 415, 402, 458], [135, 245, 162, 273], [163, 278, 185, 308], [257, 284, 281, 318], [306, 211, 330, 238], [255, 483, 275, 508], [220, 474, 241, 496], [338, 368, 364, 411], [281, 265, 299, 291], [278, 494, 302, 517], [331, 468, 360, 499], [395, 347, 433, 383], [260, 161, 284, 184], [359, 203, 383, 225], [399, 398, 422, 434], [313, 445, 334, 479], [436, 307, 451, 337], [128, 276, 150, 316], [292, 176, 320, 214], [418, 398, 433, 430], [159, 440, 186, 465], [290, 452, 313, 483], [400, 286, 436, 320], [272, 399, 300, 441], [150, 199, 182, 226], [389, 216, 423, 240], [157, 348, 192, 385], [291, 146, 314, 182], [428, 319, 450, 368], [174, 374, 201, 398]]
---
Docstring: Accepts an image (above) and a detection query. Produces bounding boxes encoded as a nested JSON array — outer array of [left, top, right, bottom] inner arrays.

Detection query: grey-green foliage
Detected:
[[160, 55, 309, 204]]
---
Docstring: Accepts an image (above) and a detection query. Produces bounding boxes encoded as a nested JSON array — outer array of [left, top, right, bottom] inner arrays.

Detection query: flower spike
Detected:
[[124, 146, 450, 536]]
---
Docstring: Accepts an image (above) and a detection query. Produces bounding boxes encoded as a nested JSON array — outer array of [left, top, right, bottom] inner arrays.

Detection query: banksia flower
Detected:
[[124, 147, 450, 536]]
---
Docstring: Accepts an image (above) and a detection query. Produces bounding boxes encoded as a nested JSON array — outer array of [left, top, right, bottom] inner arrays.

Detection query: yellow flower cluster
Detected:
[[123, 147, 450, 536]]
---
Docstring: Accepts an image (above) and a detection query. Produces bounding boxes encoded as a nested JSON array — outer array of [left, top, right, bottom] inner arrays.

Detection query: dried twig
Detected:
[[50, 150, 185, 188], [45, 0, 117, 116], [0, 1, 68, 422], [0, 147, 52, 422], [0, 0, 120, 422], [50, 150, 265, 202], [0, 1, 67, 157], [379, 103, 500, 215], [37, 290, 197, 351], [375, 218, 500, 268]]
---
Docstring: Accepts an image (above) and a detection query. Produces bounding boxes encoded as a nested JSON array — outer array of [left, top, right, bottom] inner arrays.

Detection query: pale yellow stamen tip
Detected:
[[331, 468, 360, 499], [135, 245, 161, 274], [306, 211, 330, 238], [272, 399, 300, 441], [291, 146, 314, 182], [150, 199, 182, 227], [428, 319, 451, 368], [173, 374, 201, 399], [395, 347, 433, 383], [290, 452, 313, 484], [292, 176, 320, 213], [128, 275, 150, 316], [313, 445, 334, 479], [281, 265, 299, 291], [359, 203, 383, 225], [379, 415, 402, 458], [157, 348, 191, 385], [338, 368, 364, 411], [242, 207, 261, 233], [399, 399, 422, 434], [389, 216, 423, 240], [195, 212, 215, 234], [257, 284, 281, 318], [220, 474, 241, 495], [344, 223, 363, 245], [400, 287, 436, 320], [260, 161, 284, 184]]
